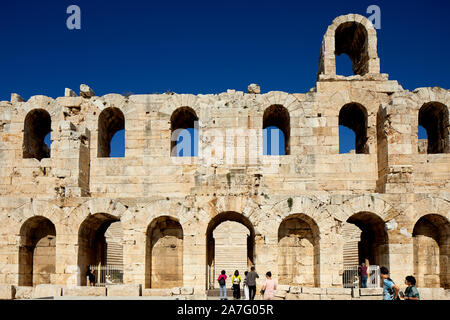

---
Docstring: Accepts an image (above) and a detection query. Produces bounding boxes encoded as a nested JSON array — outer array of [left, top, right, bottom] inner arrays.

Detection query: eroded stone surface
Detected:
[[0, 13, 448, 300]]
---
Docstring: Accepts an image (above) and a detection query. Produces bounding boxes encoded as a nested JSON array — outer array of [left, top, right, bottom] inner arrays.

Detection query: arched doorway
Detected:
[[206, 212, 255, 289], [18, 216, 56, 286], [345, 212, 389, 268], [77, 213, 123, 285], [413, 214, 449, 288], [145, 216, 183, 288], [277, 214, 320, 287]]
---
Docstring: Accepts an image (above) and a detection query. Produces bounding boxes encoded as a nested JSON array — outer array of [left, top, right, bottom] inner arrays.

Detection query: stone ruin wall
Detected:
[[0, 14, 449, 299]]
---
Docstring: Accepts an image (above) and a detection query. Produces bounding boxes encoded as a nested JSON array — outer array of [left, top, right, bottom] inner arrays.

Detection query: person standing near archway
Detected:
[[261, 271, 277, 300], [243, 271, 250, 300], [231, 270, 242, 300], [247, 266, 259, 300], [86, 266, 95, 286], [217, 270, 227, 300], [359, 262, 368, 288]]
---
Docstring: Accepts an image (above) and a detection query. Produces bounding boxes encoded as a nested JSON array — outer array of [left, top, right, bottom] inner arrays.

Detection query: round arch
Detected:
[[412, 214, 449, 288], [318, 14, 380, 77], [18, 216, 56, 286], [145, 216, 184, 289], [277, 213, 320, 287], [205, 211, 255, 290]]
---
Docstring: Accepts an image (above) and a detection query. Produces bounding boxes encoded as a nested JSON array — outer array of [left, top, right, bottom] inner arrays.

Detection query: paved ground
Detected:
[[22, 296, 259, 300]]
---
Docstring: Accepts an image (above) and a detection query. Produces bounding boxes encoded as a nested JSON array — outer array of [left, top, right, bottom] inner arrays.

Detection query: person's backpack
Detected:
[[218, 276, 225, 286]]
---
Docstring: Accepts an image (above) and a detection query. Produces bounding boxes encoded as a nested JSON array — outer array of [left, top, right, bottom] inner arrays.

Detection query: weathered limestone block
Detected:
[[63, 286, 106, 296], [277, 284, 290, 292], [181, 286, 194, 295], [32, 285, 62, 298], [107, 284, 141, 297], [290, 286, 302, 294], [142, 288, 172, 296], [247, 84, 260, 94], [58, 96, 82, 108], [302, 287, 326, 295], [287, 293, 320, 300], [274, 290, 287, 299], [80, 84, 95, 98], [0, 285, 15, 300], [11, 93, 24, 103], [326, 288, 352, 295], [187, 294, 207, 300], [13, 286, 33, 299], [419, 288, 446, 300], [171, 287, 181, 295], [285, 293, 299, 300], [359, 295, 382, 300], [360, 288, 383, 296], [324, 294, 352, 300], [65, 88, 77, 97]]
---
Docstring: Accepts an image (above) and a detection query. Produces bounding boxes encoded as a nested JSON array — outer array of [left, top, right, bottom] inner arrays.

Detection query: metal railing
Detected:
[[367, 265, 380, 288], [89, 264, 123, 286], [343, 266, 360, 288], [343, 265, 380, 288]]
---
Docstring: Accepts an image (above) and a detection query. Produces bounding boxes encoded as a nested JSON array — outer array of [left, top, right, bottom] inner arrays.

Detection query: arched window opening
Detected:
[[19, 217, 56, 286], [418, 102, 449, 154], [335, 22, 369, 76], [263, 105, 290, 155], [339, 103, 368, 154], [145, 216, 183, 289], [98, 107, 125, 158], [278, 214, 320, 287], [23, 109, 52, 160], [263, 126, 286, 155], [335, 53, 355, 77], [170, 107, 198, 157], [77, 213, 123, 286], [413, 214, 449, 288]]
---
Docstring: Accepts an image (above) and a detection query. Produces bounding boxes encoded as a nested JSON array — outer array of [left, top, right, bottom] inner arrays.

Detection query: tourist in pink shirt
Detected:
[[261, 271, 277, 300]]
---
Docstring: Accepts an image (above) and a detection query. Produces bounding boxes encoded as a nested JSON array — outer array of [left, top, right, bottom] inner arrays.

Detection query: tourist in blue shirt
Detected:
[[403, 276, 420, 300], [380, 266, 399, 300]]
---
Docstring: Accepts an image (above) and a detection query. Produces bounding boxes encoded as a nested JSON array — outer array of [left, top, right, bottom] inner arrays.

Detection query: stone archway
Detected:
[[277, 213, 320, 287], [145, 216, 183, 289], [205, 212, 255, 289], [77, 213, 123, 285], [346, 211, 389, 268], [18, 216, 56, 286], [413, 214, 449, 288]]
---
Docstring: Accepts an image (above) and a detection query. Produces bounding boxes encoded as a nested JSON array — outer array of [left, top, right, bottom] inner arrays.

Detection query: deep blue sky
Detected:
[[3, 0, 448, 155]]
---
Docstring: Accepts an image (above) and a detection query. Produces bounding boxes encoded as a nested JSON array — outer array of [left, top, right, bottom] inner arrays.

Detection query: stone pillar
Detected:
[[386, 227, 414, 284], [253, 232, 277, 290], [122, 228, 146, 287], [319, 232, 344, 287], [376, 102, 414, 193], [182, 223, 207, 293], [51, 120, 90, 198]]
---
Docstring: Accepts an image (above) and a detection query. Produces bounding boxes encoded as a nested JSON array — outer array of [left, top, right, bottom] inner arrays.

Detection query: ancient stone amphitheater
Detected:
[[0, 14, 448, 300]]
